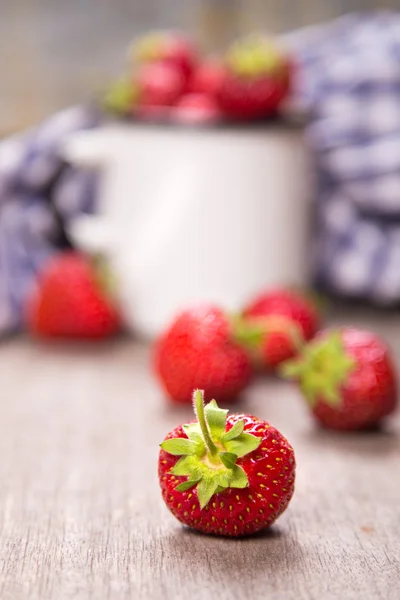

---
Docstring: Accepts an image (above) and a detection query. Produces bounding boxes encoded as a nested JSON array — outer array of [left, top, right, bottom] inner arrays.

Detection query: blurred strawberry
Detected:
[[137, 61, 185, 109], [26, 252, 120, 339], [217, 36, 293, 120], [171, 93, 222, 124], [281, 328, 398, 430], [132, 31, 197, 80], [238, 288, 321, 370], [189, 59, 226, 98], [243, 288, 320, 342], [153, 304, 253, 404]]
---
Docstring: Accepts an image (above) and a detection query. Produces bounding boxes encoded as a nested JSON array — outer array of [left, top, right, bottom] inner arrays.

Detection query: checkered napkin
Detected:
[[285, 11, 400, 304], [0, 106, 99, 335]]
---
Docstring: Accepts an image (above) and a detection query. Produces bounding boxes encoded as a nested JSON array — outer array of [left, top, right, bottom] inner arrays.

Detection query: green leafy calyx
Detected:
[[226, 35, 285, 79], [132, 33, 164, 63], [103, 78, 139, 115], [280, 331, 356, 408], [232, 314, 304, 354], [160, 390, 261, 509]]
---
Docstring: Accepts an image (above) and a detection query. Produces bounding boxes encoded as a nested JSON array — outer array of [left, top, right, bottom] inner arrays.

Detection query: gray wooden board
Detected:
[[0, 305, 399, 599]]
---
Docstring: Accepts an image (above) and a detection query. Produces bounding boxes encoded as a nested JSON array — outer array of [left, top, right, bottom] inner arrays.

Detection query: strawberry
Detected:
[[159, 389, 296, 537], [239, 288, 321, 370], [137, 61, 185, 109], [188, 59, 226, 98], [281, 328, 398, 430], [171, 93, 222, 125], [132, 31, 197, 80], [153, 304, 252, 404], [217, 36, 293, 120], [26, 252, 120, 338]]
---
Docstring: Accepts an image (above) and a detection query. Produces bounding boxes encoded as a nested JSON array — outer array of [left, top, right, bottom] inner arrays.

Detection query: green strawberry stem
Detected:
[[160, 390, 262, 508], [232, 314, 304, 353], [226, 35, 284, 78], [280, 331, 356, 408], [193, 389, 218, 456]]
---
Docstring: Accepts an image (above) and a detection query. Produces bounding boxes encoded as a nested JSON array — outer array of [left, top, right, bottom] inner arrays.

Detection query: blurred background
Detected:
[[2, 0, 399, 133], [3, 0, 400, 340]]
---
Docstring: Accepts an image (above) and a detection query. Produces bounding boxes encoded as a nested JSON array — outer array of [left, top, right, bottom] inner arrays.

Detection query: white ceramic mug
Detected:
[[62, 122, 313, 339]]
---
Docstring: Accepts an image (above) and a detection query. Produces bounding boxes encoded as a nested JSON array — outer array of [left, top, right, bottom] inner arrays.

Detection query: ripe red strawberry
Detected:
[[132, 31, 197, 80], [26, 252, 120, 338], [240, 288, 321, 370], [153, 304, 252, 404], [159, 389, 296, 537], [188, 59, 226, 98], [137, 61, 185, 108], [281, 328, 398, 430], [217, 36, 293, 120], [171, 93, 222, 125]]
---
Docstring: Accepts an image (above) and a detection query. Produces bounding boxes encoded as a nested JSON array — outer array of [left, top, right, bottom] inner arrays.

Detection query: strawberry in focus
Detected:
[[26, 252, 120, 338], [159, 389, 296, 537], [217, 36, 293, 120], [153, 304, 252, 404], [240, 288, 321, 370], [281, 328, 398, 430]]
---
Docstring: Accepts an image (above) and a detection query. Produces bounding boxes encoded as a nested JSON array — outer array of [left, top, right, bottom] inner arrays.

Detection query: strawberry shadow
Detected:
[[159, 522, 303, 584], [179, 523, 284, 542], [23, 331, 128, 356], [301, 425, 398, 457]]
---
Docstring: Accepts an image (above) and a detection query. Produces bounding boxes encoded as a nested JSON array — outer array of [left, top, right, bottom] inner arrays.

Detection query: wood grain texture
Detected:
[[0, 305, 399, 599]]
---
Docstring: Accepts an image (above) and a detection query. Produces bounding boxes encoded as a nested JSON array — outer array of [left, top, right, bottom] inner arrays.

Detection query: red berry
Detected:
[[159, 390, 296, 537], [153, 304, 252, 404], [241, 288, 321, 370], [282, 328, 398, 430], [26, 252, 120, 338], [137, 62, 185, 108], [171, 93, 222, 124], [134, 32, 197, 80], [218, 74, 279, 120], [262, 327, 299, 369], [217, 36, 293, 120], [189, 59, 225, 97]]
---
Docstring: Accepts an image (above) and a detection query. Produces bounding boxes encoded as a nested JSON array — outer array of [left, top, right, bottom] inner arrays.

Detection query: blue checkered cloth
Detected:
[[0, 106, 99, 334], [286, 11, 400, 303]]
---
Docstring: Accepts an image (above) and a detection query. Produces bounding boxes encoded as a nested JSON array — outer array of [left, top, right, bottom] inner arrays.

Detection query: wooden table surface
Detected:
[[0, 307, 399, 600]]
